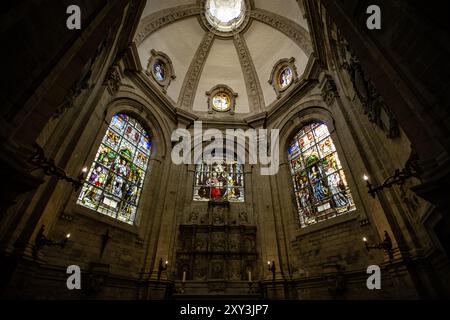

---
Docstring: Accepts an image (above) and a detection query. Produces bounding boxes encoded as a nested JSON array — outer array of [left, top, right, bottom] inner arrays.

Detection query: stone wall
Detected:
[[2, 0, 450, 300]]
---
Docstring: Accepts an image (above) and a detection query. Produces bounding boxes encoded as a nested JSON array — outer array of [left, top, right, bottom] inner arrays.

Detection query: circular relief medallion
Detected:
[[278, 66, 293, 90], [152, 59, 166, 82], [212, 92, 231, 112]]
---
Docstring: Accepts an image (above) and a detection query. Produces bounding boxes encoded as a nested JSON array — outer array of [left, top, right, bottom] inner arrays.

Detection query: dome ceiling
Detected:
[[135, 0, 313, 115]]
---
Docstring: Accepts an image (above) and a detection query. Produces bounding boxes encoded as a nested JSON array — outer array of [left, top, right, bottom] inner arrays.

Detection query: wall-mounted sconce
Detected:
[[28, 144, 87, 191], [33, 225, 71, 259], [267, 260, 276, 281], [363, 231, 393, 254], [362, 150, 422, 198], [157, 258, 168, 281]]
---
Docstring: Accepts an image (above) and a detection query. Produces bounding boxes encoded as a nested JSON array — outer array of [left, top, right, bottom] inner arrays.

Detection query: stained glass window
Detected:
[[278, 66, 293, 89], [77, 113, 152, 224], [193, 160, 244, 202], [212, 92, 231, 112], [152, 59, 166, 82], [288, 122, 355, 227]]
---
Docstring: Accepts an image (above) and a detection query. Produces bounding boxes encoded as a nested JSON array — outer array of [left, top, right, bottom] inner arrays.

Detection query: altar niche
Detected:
[[176, 201, 257, 287]]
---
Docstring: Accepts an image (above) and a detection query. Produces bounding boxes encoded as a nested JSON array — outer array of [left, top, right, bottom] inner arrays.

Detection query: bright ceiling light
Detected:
[[205, 0, 246, 32]]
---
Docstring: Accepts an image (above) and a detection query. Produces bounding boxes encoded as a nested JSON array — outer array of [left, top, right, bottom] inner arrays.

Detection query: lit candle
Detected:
[[82, 167, 88, 173], [182, 271, 186, 282], [66, 233, 71, 239], [363, 237, 367, 242], [248, 271, 252, 282], [363, 174, 369, 181]]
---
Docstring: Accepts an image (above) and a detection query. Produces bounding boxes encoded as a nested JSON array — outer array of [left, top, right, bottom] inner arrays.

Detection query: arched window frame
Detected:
[[192, 146, 245, 202], [284, 116, 358, 228], [74, 109, 156, 226]]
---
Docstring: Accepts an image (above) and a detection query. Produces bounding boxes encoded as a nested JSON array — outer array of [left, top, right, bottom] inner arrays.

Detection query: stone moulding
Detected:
[[250, 8, 313, 56], [233, 33, 265, 112], [134, 4, 201, 46], [178, 32, 216, 110]]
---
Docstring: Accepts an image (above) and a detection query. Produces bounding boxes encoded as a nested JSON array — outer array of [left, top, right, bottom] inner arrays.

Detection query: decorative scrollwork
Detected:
[[178, 32, 215, 110], [340, 37, 400, 139], [233, 33, 265, 111]]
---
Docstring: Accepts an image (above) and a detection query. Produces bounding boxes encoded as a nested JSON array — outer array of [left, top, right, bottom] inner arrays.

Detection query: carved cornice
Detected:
[[233, 33, 265, 112], [175, 108, 199, 127], [249, 8, 313, 56], [130, 71, 178, 124], [134, 4, 201, 46], [177, 32, 215, 110], [244, 111, 267, 129]]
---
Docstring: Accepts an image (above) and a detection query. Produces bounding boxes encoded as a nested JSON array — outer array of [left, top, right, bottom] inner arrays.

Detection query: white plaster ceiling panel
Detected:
[[254, 0, 309, 30], [244, 20, 309, 106], [193, 39, 250, 113], [137, 17, 205, 102], [141, 0, 196, 19]]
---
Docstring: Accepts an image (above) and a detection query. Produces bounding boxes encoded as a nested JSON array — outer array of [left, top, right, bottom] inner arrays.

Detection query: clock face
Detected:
[[212, 92, 231, 111], [152, 59, 166, 82], [278, 66, 293, 89]]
